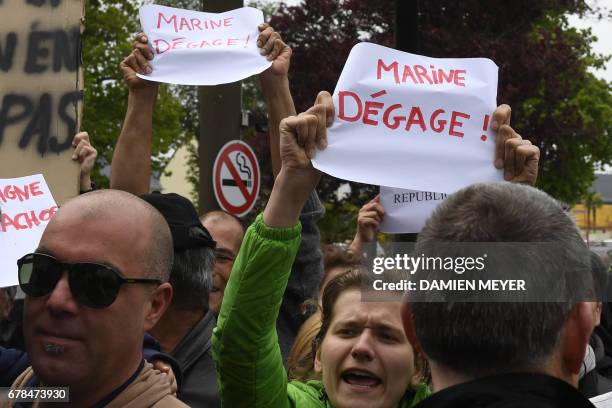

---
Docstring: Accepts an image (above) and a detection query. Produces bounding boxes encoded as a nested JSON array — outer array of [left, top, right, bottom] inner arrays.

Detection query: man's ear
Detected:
[[561, 302, 596, 375], [144, 282, 173, 331], [595, 302, 602, 327]]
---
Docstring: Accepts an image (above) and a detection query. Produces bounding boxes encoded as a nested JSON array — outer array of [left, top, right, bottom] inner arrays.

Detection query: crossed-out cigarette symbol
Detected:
[[222, 152, 252, 188]]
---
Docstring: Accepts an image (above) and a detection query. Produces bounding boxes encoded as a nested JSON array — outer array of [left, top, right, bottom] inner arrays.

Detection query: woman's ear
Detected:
[[314, 347, 322, 373]]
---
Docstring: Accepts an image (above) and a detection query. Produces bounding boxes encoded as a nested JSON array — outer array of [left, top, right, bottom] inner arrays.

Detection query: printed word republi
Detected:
[[393, 191, 447, 204]]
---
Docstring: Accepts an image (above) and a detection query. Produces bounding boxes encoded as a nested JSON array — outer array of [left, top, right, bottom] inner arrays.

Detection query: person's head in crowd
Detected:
[[287, 310, 322, 381], [320, 244, 361, 300], [20, 190, 174, 406], [313, 268, 425, 408], [142, 193, 216, 312], [142, 193, 216, 354], [0, 286, 16, 320], [404, 182, 596, 391], [199, 210, 245, 316]]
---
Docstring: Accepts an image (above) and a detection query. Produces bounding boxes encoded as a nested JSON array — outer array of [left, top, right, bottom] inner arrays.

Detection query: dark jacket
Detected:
[[0, 347, 28, 387], [171, 310, 219, 407], [414, 373, 595, 408], [581, 333, 612, 398], [0, 299, 24, 351]]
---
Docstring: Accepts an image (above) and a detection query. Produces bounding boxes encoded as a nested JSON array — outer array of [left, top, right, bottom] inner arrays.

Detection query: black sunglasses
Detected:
[[17, 253, 162, 309]]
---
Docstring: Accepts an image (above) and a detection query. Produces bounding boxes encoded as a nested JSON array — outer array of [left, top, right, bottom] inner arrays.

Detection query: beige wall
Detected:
[[160, 138, 197, 204]]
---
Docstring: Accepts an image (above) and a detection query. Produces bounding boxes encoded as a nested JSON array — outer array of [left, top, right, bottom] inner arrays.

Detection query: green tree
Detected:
[[82, 0, 186, 188], [270, 0, 612, 240]]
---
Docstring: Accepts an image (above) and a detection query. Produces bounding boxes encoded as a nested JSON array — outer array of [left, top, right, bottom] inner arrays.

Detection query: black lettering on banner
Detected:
[[25, 29, 52, 73], [53, 28, 79, 72], [50, 90, 81, 153], [0, 32, 17, 72], [25, 27, 79, 74], [26, 0, 62, 8], [19, 93, 52, 154], [0, 91, 82, 155], [0, 94, 34, 146]]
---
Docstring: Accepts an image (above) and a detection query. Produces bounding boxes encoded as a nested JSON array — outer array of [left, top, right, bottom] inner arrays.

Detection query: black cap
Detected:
[[141, 192, 216, 252]]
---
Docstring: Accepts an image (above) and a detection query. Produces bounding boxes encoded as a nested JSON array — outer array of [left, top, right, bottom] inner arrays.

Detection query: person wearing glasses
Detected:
[[113, 24, 325, 365], [6, 189, 187, 408]]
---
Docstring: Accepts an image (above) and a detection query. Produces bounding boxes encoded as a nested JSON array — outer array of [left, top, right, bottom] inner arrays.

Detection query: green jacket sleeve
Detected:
[[213, 213, 301, 408]]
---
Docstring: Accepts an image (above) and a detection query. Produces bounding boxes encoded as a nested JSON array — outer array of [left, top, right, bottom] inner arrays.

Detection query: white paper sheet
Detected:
[[137, 5, 271, 85], [379, 186, 447, 233], [312, 42, 503, 193], [0, 174, 57, 288]]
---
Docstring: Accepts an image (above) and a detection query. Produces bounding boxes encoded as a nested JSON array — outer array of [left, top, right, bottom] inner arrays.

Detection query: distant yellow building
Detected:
[[571, 174, 612, 240], [160, 139, 198, 205]]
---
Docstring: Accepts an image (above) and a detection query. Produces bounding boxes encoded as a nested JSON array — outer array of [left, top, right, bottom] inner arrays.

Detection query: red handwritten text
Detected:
[[0, 182, 44, 203], [154, 37, 244, 54], [377, 59, 466, 87], [0, 206, 57, 232], [338, 90, 471, 137], [157, 13, 233, 33]]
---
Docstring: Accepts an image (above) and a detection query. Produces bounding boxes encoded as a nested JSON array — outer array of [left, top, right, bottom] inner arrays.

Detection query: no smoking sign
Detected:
[[213, 140, 260, 217]]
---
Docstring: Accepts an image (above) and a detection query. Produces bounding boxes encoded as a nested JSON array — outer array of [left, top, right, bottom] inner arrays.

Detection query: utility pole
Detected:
[[395, 0, 420, 242], [395, 0, 419, 53], [198, 0, 243, 213]]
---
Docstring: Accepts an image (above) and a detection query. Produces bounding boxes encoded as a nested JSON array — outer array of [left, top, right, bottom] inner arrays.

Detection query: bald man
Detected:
[[200, 211, 245, 316], [7, 190, 187, 408]]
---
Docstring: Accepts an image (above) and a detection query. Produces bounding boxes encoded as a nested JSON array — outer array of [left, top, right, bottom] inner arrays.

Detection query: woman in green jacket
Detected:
[[212, 92, 428, 408]]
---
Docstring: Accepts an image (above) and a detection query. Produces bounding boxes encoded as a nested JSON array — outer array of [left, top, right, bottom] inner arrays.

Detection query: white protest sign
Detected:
[[312, 42, 503, 193], [379, 186, 447, 233], [138, 5, 271, 85], [0, 175, 57, 288]]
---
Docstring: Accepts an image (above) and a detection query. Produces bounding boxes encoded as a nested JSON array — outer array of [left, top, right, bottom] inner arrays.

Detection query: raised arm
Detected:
[[258, 24, 296, 178], [256, 26, 328, 358], [71, 131, 98, 194], [110, 34, 159, 195], [213, 92, 333, 408], [347, 194, 385, 257]]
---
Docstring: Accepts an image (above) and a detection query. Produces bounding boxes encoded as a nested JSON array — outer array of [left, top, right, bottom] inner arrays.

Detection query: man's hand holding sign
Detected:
[[379, 104, 540, 233], [307, 42, 539, 233], [113, 13, 292, 195]]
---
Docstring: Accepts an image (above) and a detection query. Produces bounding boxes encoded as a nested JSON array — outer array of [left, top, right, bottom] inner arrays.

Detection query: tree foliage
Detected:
[[82, 0, 186, 188], [81, 0, 611, 242], [270, 0, 611, 219]]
